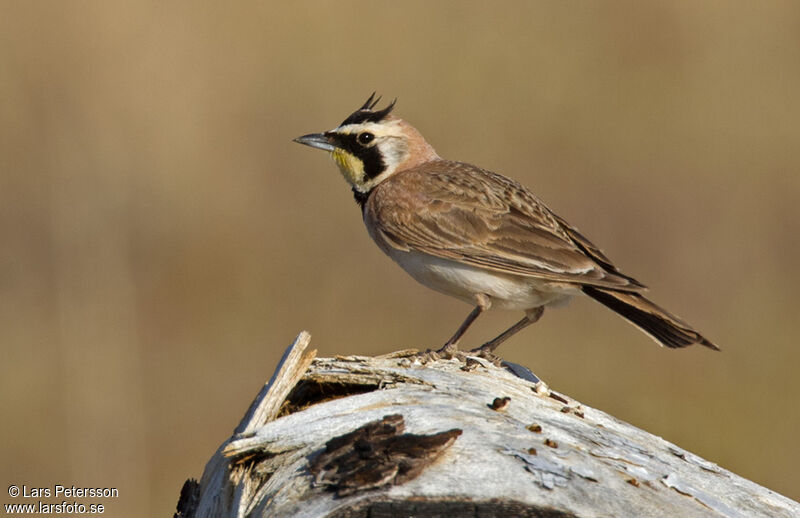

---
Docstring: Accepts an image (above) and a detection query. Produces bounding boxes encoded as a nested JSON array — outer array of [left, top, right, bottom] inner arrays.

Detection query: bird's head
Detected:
[[294, 94, 439, 197]]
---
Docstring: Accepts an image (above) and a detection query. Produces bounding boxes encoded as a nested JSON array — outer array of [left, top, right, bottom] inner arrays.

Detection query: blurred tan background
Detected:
[[1, 2, 798, 515]]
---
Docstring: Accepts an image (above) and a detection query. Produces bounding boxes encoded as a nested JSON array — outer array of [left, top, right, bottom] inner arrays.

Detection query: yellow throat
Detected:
[[331, 148, 365, 187]]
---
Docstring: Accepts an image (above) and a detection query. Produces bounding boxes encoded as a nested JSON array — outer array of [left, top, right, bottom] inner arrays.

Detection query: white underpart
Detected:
[[384, 248, 578, 311]]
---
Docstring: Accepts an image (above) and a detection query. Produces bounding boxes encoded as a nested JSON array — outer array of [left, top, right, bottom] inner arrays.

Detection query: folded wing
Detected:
[[366, 162, 645, 292]]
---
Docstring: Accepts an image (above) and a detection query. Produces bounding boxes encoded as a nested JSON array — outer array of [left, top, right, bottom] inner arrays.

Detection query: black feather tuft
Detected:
[[340, 94, 397, 127], [359, 92, 382, 110], [360, 92, 377, 110]]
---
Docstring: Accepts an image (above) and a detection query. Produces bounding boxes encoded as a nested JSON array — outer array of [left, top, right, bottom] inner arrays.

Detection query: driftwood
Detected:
[[176, 332, 799, 517]]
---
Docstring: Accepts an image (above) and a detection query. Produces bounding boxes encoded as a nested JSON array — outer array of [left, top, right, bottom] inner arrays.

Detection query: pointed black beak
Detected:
[[293, 132, 336, 152]]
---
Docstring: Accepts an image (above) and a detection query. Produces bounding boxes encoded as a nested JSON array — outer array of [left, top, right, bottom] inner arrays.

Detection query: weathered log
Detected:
[[176, 332, 799, 517]]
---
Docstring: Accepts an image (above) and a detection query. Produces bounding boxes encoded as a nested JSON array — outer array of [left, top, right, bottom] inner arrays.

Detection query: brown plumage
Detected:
[[295, 95, 719, 355]]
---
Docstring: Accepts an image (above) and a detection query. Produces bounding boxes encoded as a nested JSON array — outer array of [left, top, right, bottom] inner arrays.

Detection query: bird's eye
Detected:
[[357, 132, 374, 146]]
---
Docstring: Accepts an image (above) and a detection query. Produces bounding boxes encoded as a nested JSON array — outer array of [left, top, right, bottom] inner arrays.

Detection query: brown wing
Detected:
[[366, 161, 645, 291]]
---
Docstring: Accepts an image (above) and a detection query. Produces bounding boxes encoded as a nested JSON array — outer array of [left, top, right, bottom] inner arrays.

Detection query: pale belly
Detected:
[[385, 248, 578, 310]]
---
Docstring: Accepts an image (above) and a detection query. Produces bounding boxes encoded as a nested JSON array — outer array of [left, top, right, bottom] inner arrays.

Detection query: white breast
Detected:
[[383, 247, 577, 311]]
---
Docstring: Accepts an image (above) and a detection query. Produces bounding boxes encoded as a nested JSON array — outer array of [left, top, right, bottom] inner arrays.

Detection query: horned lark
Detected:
[[294, 94, 719, 356]]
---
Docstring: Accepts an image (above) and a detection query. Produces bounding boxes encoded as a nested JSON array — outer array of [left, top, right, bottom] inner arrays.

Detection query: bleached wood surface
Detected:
[[177, 332, 800, 518]]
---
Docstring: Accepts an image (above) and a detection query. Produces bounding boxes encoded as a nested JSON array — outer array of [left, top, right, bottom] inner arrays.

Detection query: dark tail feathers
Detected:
[[582, 286, 719, 350]]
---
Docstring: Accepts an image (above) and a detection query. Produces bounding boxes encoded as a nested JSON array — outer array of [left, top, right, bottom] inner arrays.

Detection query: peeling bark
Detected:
[[309, 414, 462, 497]]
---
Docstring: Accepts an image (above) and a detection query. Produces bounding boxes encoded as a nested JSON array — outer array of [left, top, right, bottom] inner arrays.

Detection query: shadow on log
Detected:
[[176, 332, 799, 518]]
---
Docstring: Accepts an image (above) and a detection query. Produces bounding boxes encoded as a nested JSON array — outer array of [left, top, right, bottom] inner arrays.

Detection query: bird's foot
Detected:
[[467, 345, 504, 366], [436, 342, 460, 358], [414, 342, 468, 363], [414, 342, 507, 367]]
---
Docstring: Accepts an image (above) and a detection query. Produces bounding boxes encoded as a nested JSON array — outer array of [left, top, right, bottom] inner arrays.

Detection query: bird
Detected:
[[294, 94, 719, 357]]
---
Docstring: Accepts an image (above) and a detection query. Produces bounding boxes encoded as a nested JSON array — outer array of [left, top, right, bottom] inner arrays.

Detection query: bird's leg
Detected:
[[471, 306, 545, 356], [436, 294, 491, 356]]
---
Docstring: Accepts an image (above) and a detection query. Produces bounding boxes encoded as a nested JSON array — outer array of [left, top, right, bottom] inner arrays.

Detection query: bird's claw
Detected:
[[467, 345, 504, 366]]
